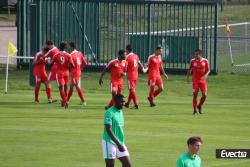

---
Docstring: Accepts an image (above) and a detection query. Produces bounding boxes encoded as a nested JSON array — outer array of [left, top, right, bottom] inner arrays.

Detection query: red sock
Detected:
[[67, 87, 74, 102], [46, 87, 52, 99], [59, 90, 67, 103], [34, 85, 40, 101], [76, 87, 84, 102], [198, 96, 206, 107], [64, 89, 68, 100], [127, 92, 133, 105], [154, 89, 162, 98], [131, 91, 138, 106], [149, 87, 154, 103], [193, 97, 197, 112]]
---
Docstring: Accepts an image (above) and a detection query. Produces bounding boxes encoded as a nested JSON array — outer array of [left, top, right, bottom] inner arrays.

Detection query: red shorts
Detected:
[[48, 71, 57, 81], [34, 72, 48, 83], [128, 80, 137, 90], [148, 75, 163, 87], [192, 81, 207, 93], [56, 72, 69, 86], [71, 75, 81, 86], [110, 82, 123, 94]]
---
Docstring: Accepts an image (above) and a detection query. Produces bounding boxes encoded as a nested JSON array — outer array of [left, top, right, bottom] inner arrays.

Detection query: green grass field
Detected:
[[0, 68, 250, 167]]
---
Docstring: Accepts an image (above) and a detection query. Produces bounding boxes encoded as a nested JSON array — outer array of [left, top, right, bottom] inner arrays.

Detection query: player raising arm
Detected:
[[99, 49, 127, 110], [51, 41, 74, 108], [186, 49, 210, 115], [67, 42, 87, 105], [147, 46, 168, 107], [124, 44, 147, 109], [33, 47, 56, 103]]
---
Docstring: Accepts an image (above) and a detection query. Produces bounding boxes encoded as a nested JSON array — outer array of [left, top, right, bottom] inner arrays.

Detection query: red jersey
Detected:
[[126, 52, 140, 80], [147, 54, 162, 78], [70, 50, 87, 77], [52, 51, 73, 73], [106, 59, 127, 83], [189, 58, 209, 82], [33, 51, 46, 76], [45, 47, 59, 71]]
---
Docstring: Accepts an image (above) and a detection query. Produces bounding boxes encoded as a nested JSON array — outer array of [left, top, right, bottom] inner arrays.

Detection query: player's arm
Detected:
[[203, 62, 210, 79], [99, 67, 108, 86], [81, 54, 87, 70], [176, 158, 184, 167], [160, 66, 168, 80], [105, 124, 125, 152], [138, 61, 148, 73]]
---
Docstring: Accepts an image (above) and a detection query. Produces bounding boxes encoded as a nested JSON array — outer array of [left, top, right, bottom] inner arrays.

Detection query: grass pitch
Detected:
[[0, 69, 250, 167]]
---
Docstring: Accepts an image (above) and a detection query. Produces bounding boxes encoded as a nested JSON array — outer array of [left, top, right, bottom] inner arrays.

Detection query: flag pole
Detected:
[[227, 33, 234, 66], [5, 56, 9, 94]]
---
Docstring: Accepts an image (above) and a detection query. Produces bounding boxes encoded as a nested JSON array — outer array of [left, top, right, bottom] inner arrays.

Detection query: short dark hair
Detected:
[[187, 136, 203, 145], [42, 46, 49, 53], [59, 41, 67, 51], [126, 44, 132, 52], [118, 49, 126, 56], [46, 40, 54, 45], [156, 45, 162, 50], [69, 42, 76, 49], [194, 49, 203, 54], [113, 94, 125, 102]]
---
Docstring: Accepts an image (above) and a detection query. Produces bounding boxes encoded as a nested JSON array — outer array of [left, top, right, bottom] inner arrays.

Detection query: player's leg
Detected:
[[148, 79, 156, 107], [106, 83, 117, 109], [154, 76, 163, 98], [128, 80, 138, 109], [74, 77, 85, 104], [48, 71, 56, 93], [117, 145, 131, 167], [105, 159, 115, 167], [34, 76, 41, 102], [57, 74, 67, 107], [102, 140, 116, 167], [125, 80, 133, 108], [67, 78, 74, 102], [118, 156, 132, 167], [192, 82, 199, 114], [197, 82, 208, 114], [64, 74, 69, 99], [43, 74, 56, 103]]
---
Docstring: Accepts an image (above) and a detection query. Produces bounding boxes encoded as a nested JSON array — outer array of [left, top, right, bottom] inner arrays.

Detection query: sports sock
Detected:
[[34, 85, 40, 101], [131, 91, 138, 106], [76, 87, 84, 102], [198, 96, 206, 107], [45, 87, 52, 99], [67, 87, 74, 102], [154, 89, 162, 98], [193, 97, 197, 112]]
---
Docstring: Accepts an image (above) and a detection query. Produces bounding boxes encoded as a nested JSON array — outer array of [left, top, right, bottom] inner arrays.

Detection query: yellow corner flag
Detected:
[[8, 41, 18, 57]]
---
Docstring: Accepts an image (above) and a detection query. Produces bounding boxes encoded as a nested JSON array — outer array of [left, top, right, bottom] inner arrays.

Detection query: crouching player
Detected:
[[33, 47, 56, 103], [186, 49, 210, 115]]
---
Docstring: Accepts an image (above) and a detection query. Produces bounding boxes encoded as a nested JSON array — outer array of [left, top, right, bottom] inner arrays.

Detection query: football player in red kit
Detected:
[[186, 49, 210, 115], [33, 47, 56, 103], [67, 42, 87, 105], [146, 46, 168, 107], [124, 44, 147, 109], [99, 49, 127, 110], [51, 42, 74, 108]]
